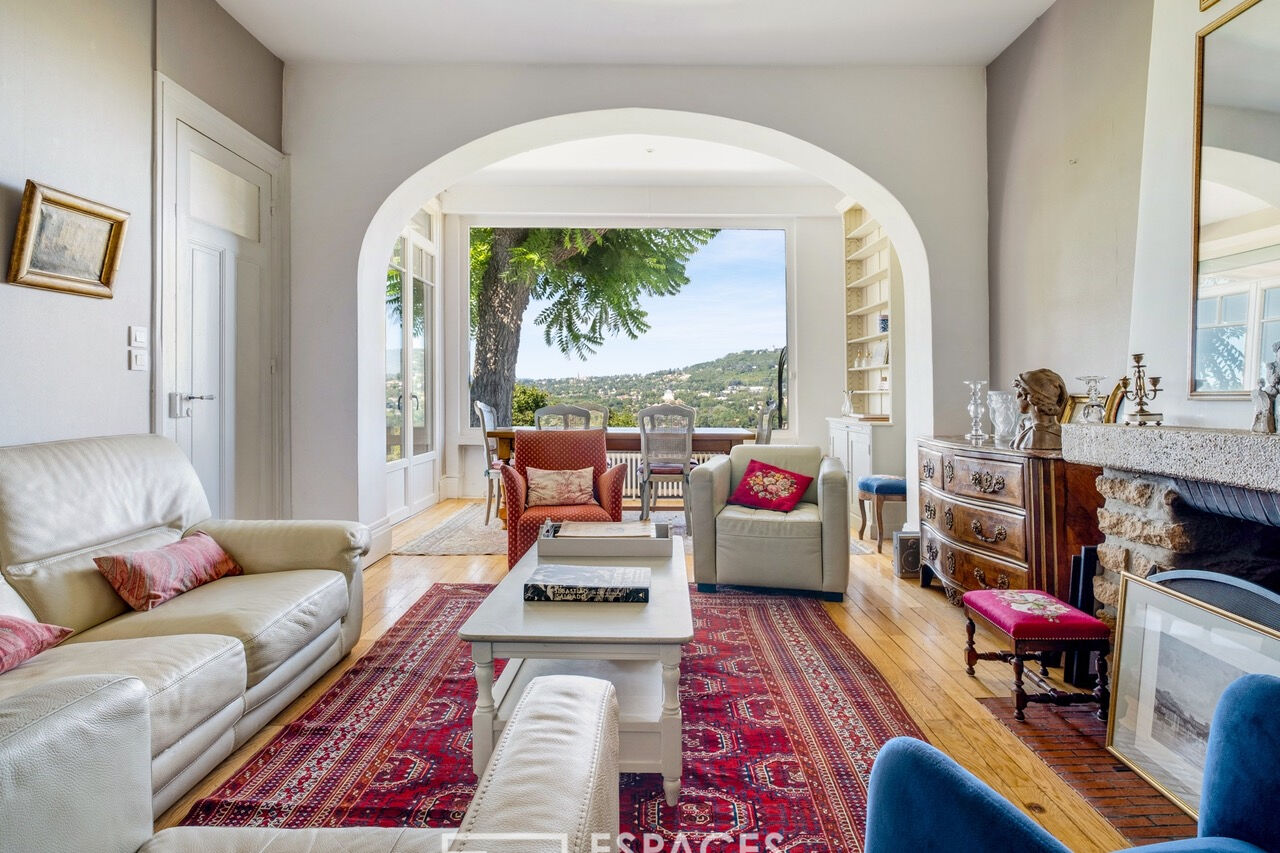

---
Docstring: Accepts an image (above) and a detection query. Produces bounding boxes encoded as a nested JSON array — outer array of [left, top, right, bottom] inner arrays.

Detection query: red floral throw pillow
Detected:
[[728, 459, 814, 512], [94, 532, 243, 611], [0, 615, 73, 675]]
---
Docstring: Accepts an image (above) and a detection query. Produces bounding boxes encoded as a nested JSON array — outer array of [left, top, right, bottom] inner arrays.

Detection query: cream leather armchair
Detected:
[[690, 445, 849, 601], [0, 673, 620, 853]]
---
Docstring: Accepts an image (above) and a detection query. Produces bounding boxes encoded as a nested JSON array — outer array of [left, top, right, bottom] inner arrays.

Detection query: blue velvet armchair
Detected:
[[865, 674, 1280, 853]]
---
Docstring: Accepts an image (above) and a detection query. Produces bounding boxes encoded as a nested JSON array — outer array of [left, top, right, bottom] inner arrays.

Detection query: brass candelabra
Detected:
[[1119, 353, 1162, 426]]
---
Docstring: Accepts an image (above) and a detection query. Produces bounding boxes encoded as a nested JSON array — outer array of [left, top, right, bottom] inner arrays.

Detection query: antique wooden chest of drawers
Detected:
[[917, 436, 1103, 606]]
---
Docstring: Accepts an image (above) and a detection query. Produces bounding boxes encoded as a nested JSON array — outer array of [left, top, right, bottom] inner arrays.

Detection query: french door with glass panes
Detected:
[[385, 206, 442, 523]]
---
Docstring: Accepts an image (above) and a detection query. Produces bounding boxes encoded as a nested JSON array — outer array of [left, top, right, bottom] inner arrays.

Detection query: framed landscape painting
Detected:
[[7, 180, 129, 298], [1107, 573, 1280, 817]]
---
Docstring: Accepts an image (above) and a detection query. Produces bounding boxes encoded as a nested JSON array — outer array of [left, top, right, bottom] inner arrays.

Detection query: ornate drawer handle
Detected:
[[970, 520, 1007, 544], [973, 568, 1010, 590], [924, 502, 937, 521], [944, 460, 955, 483], [944, 507, 954, 530], [922, 459, 936, 479], [925, 543, 939, 563], [943, 552, 956, 577], [969, 471, 1006, 494]]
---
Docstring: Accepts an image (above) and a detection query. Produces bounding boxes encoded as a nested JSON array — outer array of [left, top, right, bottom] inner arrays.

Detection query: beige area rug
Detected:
[[393, 503, 507, 555]]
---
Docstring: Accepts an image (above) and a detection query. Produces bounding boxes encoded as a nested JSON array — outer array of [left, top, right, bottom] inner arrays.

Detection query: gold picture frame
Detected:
[[7, 180, 129, 298], [1107, 573, 1280, 817], [1059, 382, 1125, 424]]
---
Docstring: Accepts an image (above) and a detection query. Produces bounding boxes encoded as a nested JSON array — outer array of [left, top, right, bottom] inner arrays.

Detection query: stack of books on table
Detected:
[[523, 564, 652, 603], [554, 521, 655, 538]]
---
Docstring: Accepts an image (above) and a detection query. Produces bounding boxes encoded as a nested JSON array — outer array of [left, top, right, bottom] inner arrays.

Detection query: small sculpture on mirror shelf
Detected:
[[1252, 341, 1280, 435], [1012, 368, 1067, 450]]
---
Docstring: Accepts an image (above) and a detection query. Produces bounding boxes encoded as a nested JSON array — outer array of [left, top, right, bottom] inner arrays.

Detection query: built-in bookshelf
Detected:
[[842, 204, 895, 420]]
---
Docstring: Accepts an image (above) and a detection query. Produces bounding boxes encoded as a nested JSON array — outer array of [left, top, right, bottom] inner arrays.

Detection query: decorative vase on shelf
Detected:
[[841, 390, 853, 417], [988, 390, 1018, 441], [964, 379, 989, 440], [1076, 375, 1107, 424]]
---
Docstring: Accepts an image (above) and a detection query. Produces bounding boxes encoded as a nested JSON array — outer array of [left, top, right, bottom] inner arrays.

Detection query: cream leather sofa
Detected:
[[689, 445, 849, 601], [0, 672, 620, 853], [0, 434, 370, 815]]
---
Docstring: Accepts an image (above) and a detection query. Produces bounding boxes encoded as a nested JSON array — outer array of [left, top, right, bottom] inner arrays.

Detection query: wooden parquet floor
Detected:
[[156, 499, 1129, 851]]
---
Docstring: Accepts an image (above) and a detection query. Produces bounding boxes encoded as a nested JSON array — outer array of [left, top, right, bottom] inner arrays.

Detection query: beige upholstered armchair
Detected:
[[689, 445, 849, 601]]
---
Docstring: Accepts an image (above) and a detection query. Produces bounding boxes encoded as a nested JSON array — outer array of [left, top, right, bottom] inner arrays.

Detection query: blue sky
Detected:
[[514, 229, 787, 378]]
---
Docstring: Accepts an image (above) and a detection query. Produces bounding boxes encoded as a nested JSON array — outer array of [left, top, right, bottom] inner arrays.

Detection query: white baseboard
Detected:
[[439, 475, 460, 499], [364, 516, 393, 567]]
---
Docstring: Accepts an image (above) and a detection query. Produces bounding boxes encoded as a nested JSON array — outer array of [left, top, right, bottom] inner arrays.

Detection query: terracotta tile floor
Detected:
[[979, 698, 1197, 846]]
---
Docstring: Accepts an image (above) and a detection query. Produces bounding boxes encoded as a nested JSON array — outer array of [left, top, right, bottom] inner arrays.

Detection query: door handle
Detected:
[[185, 394, 217, 401]]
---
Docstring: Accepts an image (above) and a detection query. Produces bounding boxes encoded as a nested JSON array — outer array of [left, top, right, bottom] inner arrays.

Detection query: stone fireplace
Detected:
[[1062, 424, 1280, 626]]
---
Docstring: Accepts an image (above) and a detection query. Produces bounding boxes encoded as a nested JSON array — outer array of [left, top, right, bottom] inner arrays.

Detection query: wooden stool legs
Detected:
[[964, 615, 1111, 722], [856, 490, 903, 554]]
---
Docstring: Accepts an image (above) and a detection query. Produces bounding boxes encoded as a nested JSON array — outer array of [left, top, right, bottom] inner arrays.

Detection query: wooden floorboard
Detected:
[[156, 499, 1128, 851]]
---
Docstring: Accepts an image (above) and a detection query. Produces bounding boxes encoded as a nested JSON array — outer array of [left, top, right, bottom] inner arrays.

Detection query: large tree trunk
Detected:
[[470, 228, 532, 425]]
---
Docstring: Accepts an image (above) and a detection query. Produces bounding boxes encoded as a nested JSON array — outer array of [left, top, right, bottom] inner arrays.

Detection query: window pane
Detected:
[[1194, 323, 1247, 392], [390, 237, 405, 269], [1222, 292, 1249, 324], [1265, 287, 1280, 319], [1196, 297, 1217, 326], [412, 277, 431, 455], [385, 266, 404, 462]]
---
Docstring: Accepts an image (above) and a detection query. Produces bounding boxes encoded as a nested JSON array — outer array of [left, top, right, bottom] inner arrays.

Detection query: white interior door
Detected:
[[172, 121, 271, 517]]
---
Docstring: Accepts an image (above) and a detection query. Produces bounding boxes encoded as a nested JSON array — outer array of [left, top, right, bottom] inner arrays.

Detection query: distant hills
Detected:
[[519, 348, 785, 428]]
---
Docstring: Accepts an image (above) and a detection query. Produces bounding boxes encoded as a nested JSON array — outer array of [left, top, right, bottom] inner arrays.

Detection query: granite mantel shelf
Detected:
[[1062, 423, 1280, 495]]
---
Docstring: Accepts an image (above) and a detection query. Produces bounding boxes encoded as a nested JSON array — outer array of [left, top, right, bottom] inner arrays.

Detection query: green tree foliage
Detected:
[[510, 383, 550, 427], [469, 227, 717, 424]]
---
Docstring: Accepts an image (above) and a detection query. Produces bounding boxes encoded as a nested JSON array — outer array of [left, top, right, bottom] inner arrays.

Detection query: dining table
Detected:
[[485, 425, 757, 464]]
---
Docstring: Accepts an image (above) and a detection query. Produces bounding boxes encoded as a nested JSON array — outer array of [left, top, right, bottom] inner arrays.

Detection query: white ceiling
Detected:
[[454, 135, 826, 186], [215, 0, 1055, 66]]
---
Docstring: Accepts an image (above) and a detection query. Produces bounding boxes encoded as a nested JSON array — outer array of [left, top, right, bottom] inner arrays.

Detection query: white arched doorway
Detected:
[[354, 108, 936, 554]]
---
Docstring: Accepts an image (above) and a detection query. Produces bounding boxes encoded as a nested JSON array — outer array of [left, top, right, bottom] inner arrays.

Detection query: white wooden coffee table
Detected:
[[460, 536, 693, 805]]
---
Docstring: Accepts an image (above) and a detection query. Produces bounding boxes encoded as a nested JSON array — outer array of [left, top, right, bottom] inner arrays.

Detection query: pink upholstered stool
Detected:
[[962, 589, 1111, 722]]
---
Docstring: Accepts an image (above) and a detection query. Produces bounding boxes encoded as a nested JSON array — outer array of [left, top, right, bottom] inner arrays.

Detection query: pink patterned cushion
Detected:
[[94, 532, 243, 611], [526, 466, 597, 507], [963, 589, 1110, 640], [0, 615, 73, 675], [727, 459, 813, 513]]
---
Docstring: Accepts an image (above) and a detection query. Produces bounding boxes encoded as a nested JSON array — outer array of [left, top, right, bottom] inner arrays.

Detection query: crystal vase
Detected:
[[1076, 375, 1107, 424], [987, 390, 1018, 441]]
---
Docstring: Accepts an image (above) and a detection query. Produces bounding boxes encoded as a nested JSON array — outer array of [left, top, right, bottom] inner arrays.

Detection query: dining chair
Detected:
[[755, 400, 778, 445], [579, 402, 610, 430], [636, 403, 697, 523], [534, 404, 591, 430], [474, 400, 503, 524]]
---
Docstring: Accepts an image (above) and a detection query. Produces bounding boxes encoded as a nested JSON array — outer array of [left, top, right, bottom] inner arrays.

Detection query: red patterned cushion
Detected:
[[0, 616, 72, 675], [94, 532, 243, 611], [526, 466, 596, 507], [963, 589, 1109, 640], [727, 459, 813, 512]]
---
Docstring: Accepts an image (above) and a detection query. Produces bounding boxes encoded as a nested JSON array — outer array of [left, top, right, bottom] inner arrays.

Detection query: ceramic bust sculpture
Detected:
[[1252, 342, 1280, 434], [1012, 368, 1068, 450]]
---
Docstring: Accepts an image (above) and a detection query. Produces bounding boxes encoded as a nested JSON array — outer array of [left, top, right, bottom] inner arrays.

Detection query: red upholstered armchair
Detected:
[[501, 428, 626, 568]]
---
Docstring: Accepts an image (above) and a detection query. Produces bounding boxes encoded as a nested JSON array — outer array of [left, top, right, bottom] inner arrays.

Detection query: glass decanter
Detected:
[[964, 379, 989, 440]]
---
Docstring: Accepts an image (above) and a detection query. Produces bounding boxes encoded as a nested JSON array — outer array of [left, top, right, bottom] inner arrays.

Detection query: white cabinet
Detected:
[[828, 416, 905, 542]]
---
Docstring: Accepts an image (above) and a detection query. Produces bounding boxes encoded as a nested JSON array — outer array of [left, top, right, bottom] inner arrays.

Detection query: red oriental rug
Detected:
[[182, 584, 925, 850]]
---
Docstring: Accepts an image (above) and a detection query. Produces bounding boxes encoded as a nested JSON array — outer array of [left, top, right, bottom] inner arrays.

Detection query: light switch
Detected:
[[129, 349, 149, 371], [128, 325, 149, 347]]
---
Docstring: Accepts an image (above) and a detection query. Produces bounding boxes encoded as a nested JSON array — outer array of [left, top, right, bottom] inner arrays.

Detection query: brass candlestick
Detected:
[[1119, 353, 1162, 426]]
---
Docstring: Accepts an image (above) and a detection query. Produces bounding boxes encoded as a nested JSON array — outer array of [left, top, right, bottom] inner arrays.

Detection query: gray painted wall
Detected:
[[987, 0, 1153, 392], [0, 0, 155, 444], [156, 0, 284, 149]]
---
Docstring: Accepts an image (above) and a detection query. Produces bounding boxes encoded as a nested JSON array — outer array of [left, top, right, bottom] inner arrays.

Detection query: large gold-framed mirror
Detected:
[[1191, 0, 1280, 397]]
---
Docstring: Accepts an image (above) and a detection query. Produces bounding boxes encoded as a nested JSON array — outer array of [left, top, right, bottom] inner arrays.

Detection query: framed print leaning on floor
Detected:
[[1107, 572, 1280, 817]]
